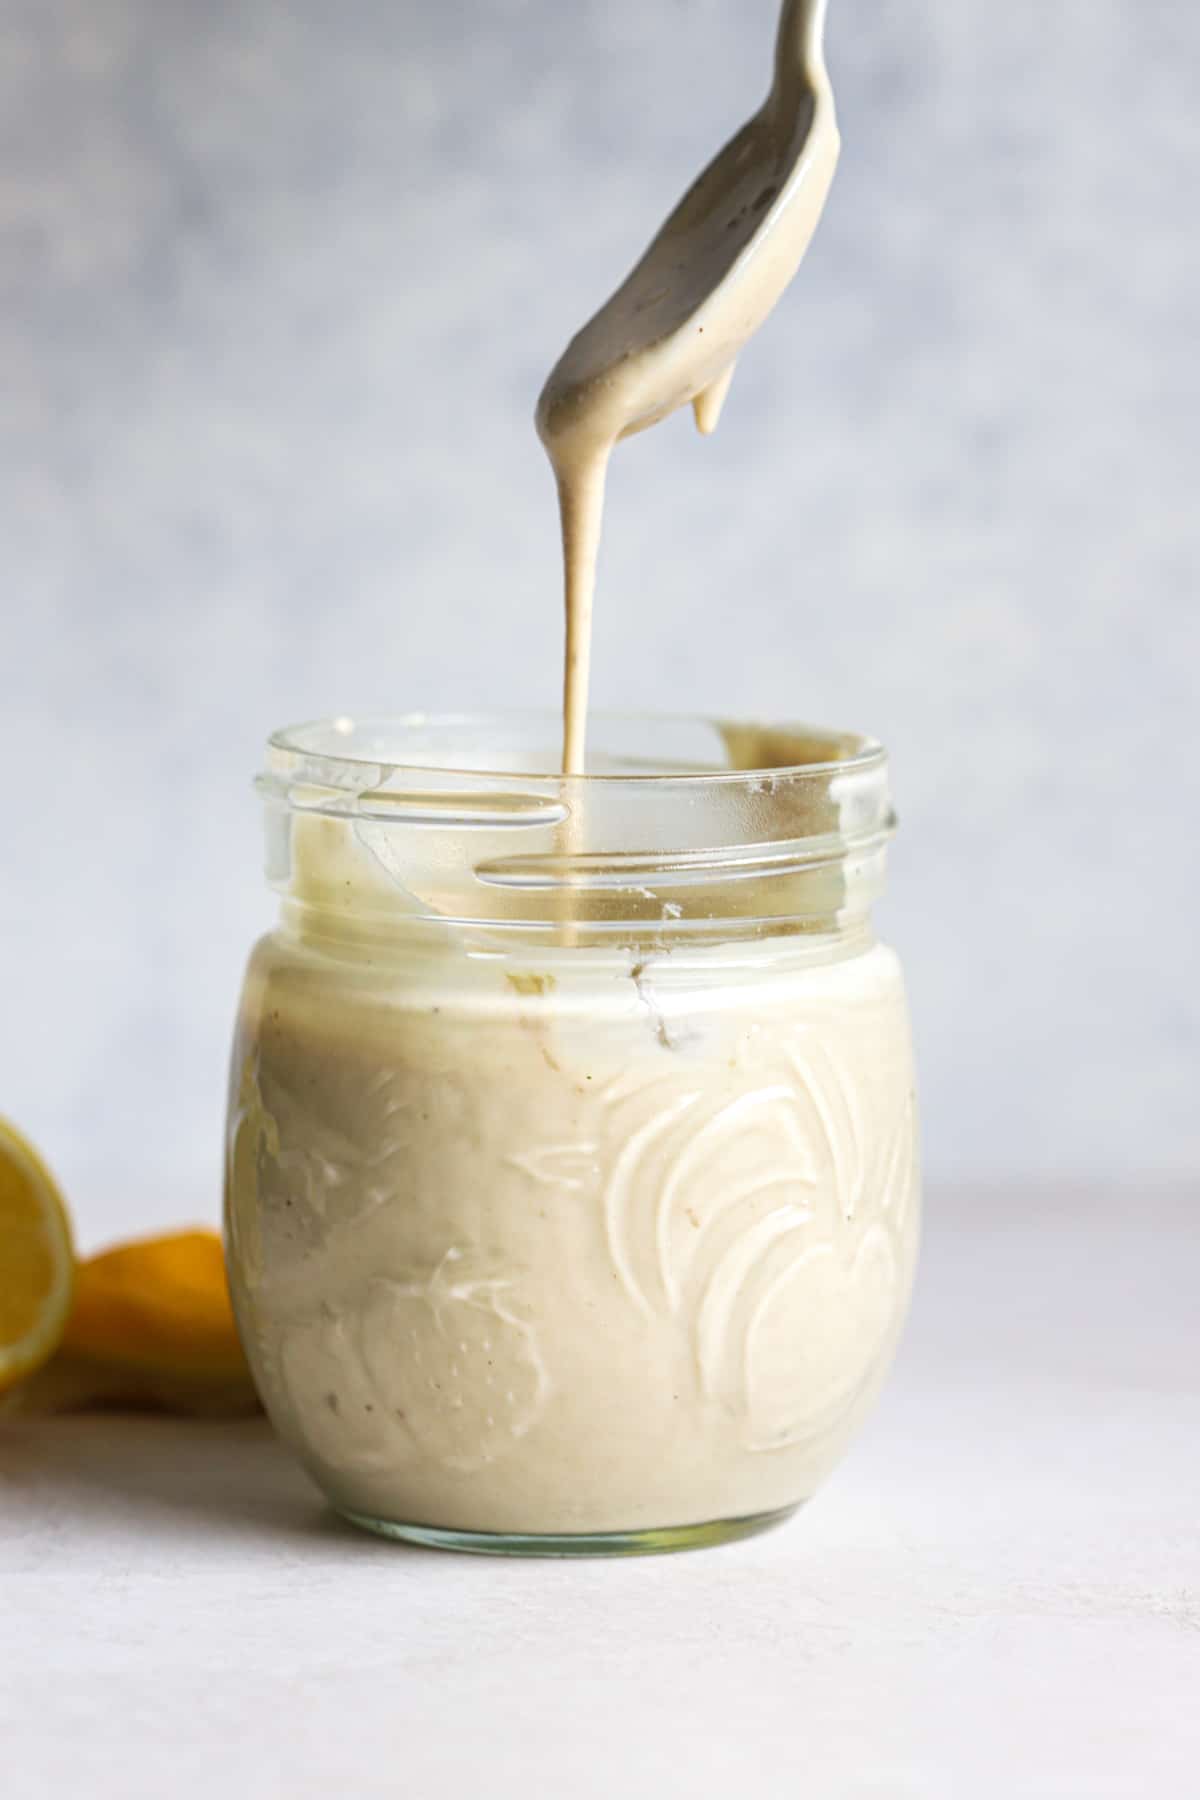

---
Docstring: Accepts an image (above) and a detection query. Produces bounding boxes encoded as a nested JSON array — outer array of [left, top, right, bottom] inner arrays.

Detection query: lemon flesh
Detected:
[[0, 1119, 75, 1391]]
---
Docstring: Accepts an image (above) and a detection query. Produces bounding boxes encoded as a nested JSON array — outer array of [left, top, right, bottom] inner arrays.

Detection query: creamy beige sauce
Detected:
[[227, 819, 918, 1537], [538, 0, 839, 772]]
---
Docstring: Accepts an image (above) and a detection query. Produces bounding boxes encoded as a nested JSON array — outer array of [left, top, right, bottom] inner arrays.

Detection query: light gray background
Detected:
[[3, 0, 1197, 1241]]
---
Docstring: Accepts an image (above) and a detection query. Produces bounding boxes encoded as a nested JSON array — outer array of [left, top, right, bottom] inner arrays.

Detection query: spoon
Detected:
[[537, 0, 840, 772]]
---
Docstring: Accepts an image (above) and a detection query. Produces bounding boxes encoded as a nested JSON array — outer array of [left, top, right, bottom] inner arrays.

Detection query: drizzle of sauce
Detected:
[[537, 0, 840, 774]]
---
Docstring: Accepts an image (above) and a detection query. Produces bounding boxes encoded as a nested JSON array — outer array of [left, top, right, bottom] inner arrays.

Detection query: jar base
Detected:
[[336, 1502, 801, 1557]]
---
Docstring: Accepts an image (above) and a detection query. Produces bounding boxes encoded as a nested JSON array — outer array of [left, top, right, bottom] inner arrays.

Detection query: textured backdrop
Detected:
[[3, 0, 1197, 1240]]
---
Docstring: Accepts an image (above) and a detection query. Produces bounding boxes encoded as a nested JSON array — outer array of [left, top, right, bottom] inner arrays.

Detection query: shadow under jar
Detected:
[[224, 712, 919, 1555]]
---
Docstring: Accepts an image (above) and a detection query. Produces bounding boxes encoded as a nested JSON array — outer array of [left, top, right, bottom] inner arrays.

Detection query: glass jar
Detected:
[[224, 712, 919, 1554]]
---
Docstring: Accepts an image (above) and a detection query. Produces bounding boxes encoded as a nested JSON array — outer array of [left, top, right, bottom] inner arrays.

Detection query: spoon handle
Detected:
[[774, 0, 832, 88]]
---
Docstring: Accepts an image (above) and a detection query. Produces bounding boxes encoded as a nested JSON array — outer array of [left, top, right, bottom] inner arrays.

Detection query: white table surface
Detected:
[[3, 1188, 1197, 1799]]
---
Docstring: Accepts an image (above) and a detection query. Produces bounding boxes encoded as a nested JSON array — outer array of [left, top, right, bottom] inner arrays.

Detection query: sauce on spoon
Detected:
[[537, 0, 841, 774]]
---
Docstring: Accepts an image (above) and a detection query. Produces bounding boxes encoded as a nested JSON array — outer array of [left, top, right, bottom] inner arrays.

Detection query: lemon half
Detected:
[[0, 1119, 75, 1393]]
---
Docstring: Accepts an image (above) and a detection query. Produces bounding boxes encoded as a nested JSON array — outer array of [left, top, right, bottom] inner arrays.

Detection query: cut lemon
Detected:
[[0, 1118, 75, 1393]]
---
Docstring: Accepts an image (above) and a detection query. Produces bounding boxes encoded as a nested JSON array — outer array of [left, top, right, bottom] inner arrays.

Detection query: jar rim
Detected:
[[258, 712, 894, 938], [265, 710, 885, 791]]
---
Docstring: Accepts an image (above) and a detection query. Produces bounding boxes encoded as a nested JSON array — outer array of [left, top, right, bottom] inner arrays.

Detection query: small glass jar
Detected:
[[224, 713, 919, 1555]]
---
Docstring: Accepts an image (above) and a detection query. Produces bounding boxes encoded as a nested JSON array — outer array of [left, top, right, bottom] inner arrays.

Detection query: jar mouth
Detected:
[[265, 710, 885, 789], [258, 712, 894, 939]]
